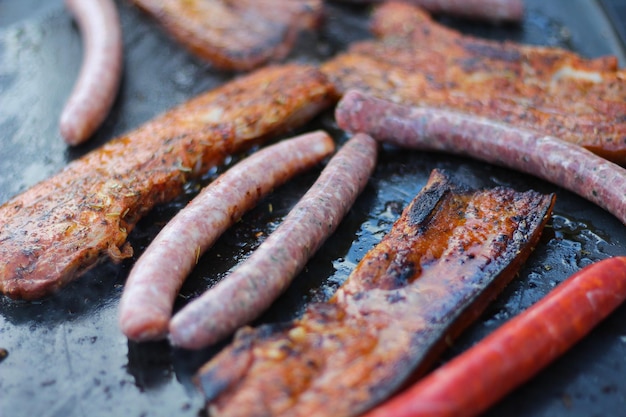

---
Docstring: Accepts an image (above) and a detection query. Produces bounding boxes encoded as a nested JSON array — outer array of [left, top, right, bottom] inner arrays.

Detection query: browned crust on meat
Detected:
[[194, 169, 555, 417], [131, 0, 323, 71], [0, 64, 335, 300], [320, 2, 626, 163]]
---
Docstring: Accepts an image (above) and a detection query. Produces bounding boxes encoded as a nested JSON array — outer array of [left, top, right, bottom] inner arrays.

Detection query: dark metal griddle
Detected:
[[0, 1, 625, 416]]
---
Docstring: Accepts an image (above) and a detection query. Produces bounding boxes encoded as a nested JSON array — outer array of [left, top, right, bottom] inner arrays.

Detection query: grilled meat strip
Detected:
[[194, 169, 555, 417], [130, 0, 323, 71], [321, 2, 626, 164], [0, 64, 335, 300]]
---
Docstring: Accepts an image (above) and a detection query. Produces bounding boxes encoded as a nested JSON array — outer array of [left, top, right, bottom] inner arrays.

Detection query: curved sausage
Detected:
[[362, 256, 626, 417], [335, 90, 626, 225], [168, 133, 379, 349], [119, 131, 336, 342], [60, 0, 123, 145]]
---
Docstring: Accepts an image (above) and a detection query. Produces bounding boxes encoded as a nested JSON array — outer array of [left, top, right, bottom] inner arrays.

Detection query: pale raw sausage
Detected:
[[168, 133, 379, 349], [60, 0, 123, 145], [119, 131, 336, 342], [335, 0, 524, 22], [335, 90, 626, 225]]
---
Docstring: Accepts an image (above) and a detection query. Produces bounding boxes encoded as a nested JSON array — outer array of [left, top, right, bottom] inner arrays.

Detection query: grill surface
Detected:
[[0, 1, 625, 416]]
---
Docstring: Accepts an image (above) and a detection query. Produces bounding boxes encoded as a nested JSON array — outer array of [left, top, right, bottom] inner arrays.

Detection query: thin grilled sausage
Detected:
[[168, 133, 379, 349], [361, 256, 626, 417], [60, 0, 123, 145], [335, 90, 626, 225], [118, 131, 336, 342]]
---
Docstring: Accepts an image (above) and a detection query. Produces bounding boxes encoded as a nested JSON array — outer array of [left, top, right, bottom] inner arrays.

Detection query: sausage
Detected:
[[335, 90, 626, 225], [60, 0, 123, 145], [407, 0, 524, 22], [118, 131, 336, 342], [334, 0, 524, 22], [168, 133, 379, 349], [361, 256, 626, 417]]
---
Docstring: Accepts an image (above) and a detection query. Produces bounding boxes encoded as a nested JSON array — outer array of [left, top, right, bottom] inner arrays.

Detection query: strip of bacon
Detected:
[[193, 169, 555, 417], [0, 64, 335, 300]]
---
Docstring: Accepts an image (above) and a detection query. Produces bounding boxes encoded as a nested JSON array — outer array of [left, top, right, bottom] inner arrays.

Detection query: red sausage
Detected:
[[60, 0, 123, 145], [361, 256, 626, 417], [335, 90, 626, 225], [118, 131, 336, 342], [168, 133, 379, 349]]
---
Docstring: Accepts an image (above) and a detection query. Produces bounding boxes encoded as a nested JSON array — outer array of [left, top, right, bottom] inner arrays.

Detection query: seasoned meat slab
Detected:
[[130, 0, 323, 71], [321, 2, 626, 163], [0, 64, 335, 300], [194, 169, 555, 417]]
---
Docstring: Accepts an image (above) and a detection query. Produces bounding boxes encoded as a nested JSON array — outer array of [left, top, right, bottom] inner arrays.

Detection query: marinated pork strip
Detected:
[[119, 131, 336, 342], [333, 0, 524, 22], [60, 0, 123, 145], [193, 169, 555, 417], [169, 133, 378, 349], [320, 2, 626, 163], [336, 90, 626, 225], [0, 64, 335, 300], [130, 0, 323, 71]]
